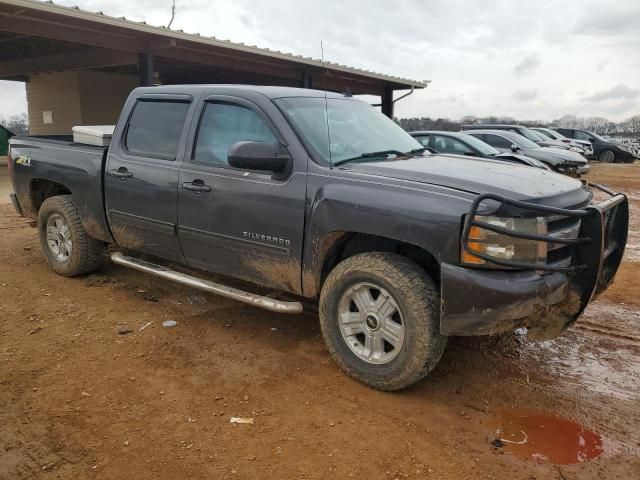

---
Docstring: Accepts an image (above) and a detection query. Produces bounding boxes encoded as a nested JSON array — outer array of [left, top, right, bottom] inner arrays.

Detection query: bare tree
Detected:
[[0, 113, 28, 135], [397, 112, 640, 139], [623, 115, 640, 135]]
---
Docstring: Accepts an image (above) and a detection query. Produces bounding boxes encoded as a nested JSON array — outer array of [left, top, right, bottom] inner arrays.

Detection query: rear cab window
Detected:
[[124, 100, 191, 160]]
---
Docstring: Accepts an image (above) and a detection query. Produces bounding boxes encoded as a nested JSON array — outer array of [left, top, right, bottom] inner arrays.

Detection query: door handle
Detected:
[[182, 180, 212, 193], [111, 167, 133, 179]]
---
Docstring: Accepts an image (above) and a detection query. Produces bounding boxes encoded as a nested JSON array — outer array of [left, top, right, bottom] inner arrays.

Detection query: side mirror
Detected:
[[510, 144, 519, 152], [228, 141, 291, 177], [463, 151, 478, 157]]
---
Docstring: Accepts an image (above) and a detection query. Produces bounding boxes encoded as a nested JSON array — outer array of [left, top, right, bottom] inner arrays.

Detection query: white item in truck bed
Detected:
[[72, 125, 115, 147]]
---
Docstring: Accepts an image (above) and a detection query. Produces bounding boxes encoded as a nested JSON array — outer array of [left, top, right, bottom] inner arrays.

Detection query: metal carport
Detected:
[[0, 0, 428, 134]]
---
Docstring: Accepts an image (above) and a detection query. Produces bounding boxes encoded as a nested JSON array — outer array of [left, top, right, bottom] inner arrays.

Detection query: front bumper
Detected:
[[441, 187, 628, 337], [558, 163, 590, 176], [440, 264, 569, 336], [616, 150, 637, 163]]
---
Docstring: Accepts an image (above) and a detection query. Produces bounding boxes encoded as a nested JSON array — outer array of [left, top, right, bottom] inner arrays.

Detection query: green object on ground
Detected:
[[0, 126, 14, 156]]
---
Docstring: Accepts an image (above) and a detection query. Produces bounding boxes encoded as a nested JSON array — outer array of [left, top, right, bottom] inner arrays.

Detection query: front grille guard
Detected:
[[461, 184, 627, 272]]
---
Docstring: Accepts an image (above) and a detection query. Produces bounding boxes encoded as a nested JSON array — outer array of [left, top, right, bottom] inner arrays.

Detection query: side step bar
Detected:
[[110, 252, 303, 314]]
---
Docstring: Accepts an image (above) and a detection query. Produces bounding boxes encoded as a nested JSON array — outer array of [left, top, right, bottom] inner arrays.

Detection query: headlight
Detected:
[[461, 215, 547, 267]]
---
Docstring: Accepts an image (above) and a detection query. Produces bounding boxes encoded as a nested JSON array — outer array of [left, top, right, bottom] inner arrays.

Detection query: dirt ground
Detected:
[[1, 164, 639, 479]]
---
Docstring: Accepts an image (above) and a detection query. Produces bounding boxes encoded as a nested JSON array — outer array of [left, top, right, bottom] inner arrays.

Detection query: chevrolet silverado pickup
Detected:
[[7, 85, 629, 391]]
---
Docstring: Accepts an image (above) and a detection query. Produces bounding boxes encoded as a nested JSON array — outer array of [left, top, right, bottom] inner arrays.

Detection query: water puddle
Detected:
[[491, 409, 604, 464]]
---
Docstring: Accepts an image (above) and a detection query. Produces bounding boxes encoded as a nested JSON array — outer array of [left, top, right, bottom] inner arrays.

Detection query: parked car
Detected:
[[461, 124, 578, 151], [465, 129, 590, 176], [7, 85, 628, 391], [554, 128, 636, 163], [528, 129, 587, 155], [409, 131, 550, 170], [617, 138, 640, 158], [531, 127, 594, 158]]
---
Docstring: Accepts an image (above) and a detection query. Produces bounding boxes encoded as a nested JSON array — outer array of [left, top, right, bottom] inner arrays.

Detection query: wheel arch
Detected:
[[29, 178, 72, 215], [303, 231, 440, 298]]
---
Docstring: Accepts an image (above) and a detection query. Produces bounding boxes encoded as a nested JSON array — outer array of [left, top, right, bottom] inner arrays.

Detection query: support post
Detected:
[[138, 53, 154, 86], [302, 72, 313, 89], [381, 85, 394, 119]]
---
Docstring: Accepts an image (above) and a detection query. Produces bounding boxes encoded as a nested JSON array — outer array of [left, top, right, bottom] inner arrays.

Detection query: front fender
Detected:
[[301, 180, 472, 297]]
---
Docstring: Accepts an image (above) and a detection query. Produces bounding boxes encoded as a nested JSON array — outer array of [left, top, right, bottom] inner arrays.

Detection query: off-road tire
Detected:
[[598, 149, 615, 163], [38, 195, 105, 277], [319, 252, 447, 391]]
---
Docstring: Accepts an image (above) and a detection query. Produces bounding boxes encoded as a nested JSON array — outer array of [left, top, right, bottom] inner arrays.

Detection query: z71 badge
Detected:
[[15, 155, 32, 167]]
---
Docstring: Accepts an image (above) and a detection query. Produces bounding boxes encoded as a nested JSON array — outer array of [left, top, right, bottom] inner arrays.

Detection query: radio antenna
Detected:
[[320, 41, 333, 168], [168, 0, 176, 29]]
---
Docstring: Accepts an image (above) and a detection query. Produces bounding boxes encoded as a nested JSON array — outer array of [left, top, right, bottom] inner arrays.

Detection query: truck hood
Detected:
[[493, 152, 549, 169], [346, 154, 584, 200]]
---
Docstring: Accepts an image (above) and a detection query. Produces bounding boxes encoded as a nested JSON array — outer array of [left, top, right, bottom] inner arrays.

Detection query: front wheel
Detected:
[[598, 149, 615, 163], [38, 195, 105, 277], [319, 252, 447, 391]]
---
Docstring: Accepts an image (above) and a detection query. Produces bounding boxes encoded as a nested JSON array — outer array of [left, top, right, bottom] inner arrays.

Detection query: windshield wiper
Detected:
[[408, 147, 431, 154], [410, 146, 437, 155], [334, 149, 421, 167]]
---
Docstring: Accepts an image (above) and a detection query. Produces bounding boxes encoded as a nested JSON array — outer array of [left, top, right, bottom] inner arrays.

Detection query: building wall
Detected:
[[78, 71, 138, 126], [26, 71, 82, 135], [26, 70, 138, 135]]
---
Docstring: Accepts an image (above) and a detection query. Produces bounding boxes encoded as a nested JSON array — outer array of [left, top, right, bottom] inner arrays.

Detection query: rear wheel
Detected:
[[598, 149, 615, 163], [319, 252, 447, 391], [38, 195, 105, 277]]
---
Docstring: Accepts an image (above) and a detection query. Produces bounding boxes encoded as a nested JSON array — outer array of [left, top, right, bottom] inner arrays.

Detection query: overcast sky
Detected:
[[1, 0, 639, 121]]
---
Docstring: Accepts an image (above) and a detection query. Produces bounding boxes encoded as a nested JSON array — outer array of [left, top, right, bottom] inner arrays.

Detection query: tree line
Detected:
[[397, 114, 640, 137], [2, 110, 640, 138], [0, 113, 28, 135]]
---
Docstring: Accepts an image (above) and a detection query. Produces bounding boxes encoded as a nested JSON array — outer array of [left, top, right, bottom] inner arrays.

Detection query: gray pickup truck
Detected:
[[7, 85, 629, 391]]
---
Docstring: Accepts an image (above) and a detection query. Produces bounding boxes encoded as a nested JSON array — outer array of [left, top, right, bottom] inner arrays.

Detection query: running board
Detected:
[[110, 252, 303, 314]]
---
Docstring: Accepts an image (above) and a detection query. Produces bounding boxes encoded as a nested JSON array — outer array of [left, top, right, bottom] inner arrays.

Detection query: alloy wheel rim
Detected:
[[46, 213, 73, 262], [337, 282, 405, 365], [601, 150, 614, 163]]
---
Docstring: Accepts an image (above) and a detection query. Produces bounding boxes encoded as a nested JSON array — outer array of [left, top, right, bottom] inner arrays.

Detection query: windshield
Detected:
[[510, 133, 540, 150], [533, 128, 555, 140], [274, 97, 422, 165], [543, 128, 566, 140], [519, 127, 547, 142], [458, 133, 500, 155]]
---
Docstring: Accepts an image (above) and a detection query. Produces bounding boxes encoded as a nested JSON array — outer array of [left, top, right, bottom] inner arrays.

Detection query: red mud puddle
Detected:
[[491, 409, 604, 465]]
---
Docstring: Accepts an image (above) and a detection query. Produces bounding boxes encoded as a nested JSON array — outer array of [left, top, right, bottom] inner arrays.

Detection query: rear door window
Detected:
[[125, 100, 190, 160]]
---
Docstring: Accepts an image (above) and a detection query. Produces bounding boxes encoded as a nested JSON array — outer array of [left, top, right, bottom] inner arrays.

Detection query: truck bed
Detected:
[[8, 135, 113, 243]]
